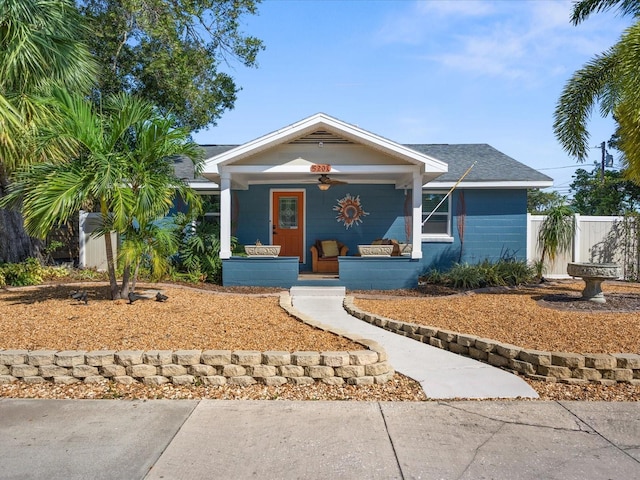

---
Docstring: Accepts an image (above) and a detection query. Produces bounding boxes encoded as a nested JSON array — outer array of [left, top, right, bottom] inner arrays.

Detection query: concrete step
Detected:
[[290, 286, 346, 297]]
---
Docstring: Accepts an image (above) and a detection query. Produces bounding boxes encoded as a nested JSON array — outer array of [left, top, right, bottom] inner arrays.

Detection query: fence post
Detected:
[[526, 213, 534, 264], [573, 213, 581, 263]]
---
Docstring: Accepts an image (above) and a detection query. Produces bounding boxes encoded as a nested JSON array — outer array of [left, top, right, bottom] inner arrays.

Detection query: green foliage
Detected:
[[1, 91, 204, 299], [527, 190, 567, 214], [78, 0, 264, 131], [554, 1, 640, 183], [446, 263, 485, 289], [570, 167, 640, 215], [0, 258, 44, 287], [421, 258, 535, 289], [0, 0, 97, 171], [171, 213, 236, 284], [537, 205, 576, 265]]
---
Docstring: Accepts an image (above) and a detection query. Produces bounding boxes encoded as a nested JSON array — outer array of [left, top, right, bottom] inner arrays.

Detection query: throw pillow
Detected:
[[321, 240, 340, 257]]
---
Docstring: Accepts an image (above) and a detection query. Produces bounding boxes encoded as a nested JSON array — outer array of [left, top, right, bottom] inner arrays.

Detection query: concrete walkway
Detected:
[[290, 286, 539, 399], [1, 399, 639, 480]]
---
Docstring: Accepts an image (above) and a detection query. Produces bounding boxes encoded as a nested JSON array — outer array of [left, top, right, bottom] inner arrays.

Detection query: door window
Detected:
[[279, 197, 298, 229]]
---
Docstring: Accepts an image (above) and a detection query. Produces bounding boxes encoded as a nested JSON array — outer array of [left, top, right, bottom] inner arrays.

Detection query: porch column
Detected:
[[411, 172, 423, 259], [219, 172, 232, 259]]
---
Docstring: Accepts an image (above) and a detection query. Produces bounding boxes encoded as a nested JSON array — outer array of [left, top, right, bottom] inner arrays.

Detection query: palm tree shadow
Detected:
[[1, 285, 111, 305]]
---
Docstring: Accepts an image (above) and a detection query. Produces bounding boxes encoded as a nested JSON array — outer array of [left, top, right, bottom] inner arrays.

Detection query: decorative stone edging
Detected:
[[0, 348, 393, 387], [0, 293, 394, 387], [344, 297, 640, 386]]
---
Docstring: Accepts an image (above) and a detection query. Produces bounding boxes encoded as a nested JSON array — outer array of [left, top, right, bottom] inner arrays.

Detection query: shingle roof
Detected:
[[179, 143, 552, 185], [174, 145, 235, 182], [407, 144, 552, 183]]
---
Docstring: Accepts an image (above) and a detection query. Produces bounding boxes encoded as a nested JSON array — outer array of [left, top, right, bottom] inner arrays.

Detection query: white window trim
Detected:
[[421, 191, 454, 243]]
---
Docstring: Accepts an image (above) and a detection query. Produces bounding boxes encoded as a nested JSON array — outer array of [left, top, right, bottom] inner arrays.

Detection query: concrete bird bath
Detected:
[[567, 263, 621, 303]]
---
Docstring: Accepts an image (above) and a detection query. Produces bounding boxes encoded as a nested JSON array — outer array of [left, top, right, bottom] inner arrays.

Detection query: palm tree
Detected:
[[553, 0, 640, 182], [536, 205, 576, 280], [0, 0, 97, 262], [2, 91, 203, 299]]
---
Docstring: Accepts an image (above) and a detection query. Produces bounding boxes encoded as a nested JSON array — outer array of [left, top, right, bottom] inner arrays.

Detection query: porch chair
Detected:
[[310, 240, 348, 273]]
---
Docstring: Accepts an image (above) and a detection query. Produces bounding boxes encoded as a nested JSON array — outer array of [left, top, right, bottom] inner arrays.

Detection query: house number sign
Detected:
[[310, 164, 331, 173]]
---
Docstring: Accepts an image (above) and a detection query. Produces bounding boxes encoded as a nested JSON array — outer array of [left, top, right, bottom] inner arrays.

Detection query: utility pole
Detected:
[[600, 141, 606, 184]]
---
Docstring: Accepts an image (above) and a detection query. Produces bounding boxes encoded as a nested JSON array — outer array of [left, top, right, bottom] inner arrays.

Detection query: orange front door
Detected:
[[272, 191, 304, 262]]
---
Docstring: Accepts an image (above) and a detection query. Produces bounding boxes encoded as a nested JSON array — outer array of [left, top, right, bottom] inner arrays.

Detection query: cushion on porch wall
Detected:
[[320, 240, 340, 258]]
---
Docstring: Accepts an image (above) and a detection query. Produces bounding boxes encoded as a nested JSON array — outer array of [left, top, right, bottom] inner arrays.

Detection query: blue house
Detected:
[[179, 113, 552, 289]]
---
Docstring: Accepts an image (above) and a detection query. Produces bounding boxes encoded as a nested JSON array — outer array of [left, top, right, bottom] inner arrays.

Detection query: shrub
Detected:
[[422, 258, 535, 289], [446, 262, 485, 289], [0, 258, 45, 287]]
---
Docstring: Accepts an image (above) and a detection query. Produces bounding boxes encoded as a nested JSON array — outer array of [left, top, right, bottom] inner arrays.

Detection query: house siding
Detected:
[[233, 185, 528, 277], [417, 189, 526, 272]]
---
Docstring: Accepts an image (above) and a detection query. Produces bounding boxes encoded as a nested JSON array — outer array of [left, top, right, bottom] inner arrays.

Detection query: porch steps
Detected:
[[290, 286, 346, 297]]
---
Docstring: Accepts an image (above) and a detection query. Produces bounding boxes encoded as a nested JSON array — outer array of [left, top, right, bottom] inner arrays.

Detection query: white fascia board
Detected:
[[188, 181, 219, 191], [203, 113, 448, 174], [425, 180, 554, 189]]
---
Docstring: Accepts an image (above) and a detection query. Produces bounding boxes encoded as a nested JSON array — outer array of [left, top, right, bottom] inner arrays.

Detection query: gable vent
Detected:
[[289, 130, 353, 144]]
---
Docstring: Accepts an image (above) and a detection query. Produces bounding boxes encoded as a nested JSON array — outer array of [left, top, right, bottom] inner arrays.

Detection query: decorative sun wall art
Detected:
[[334, 193, 369, 229]]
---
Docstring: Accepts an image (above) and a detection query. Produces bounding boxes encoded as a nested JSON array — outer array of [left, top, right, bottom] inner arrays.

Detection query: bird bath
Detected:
[[567, 263, 621, 303]]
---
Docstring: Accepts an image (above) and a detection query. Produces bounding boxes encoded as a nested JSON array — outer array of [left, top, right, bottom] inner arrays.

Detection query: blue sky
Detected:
[[193, 0, 633, 195]]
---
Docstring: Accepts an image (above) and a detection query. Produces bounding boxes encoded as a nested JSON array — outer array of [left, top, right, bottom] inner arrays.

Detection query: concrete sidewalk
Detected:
[[289, 286, 538, 399], [1, 399, 639, 480]]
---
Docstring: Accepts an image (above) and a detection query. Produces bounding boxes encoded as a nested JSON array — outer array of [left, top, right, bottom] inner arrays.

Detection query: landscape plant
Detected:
[[554, 0, 640, 182], [0, 0, 97, 263], [421, 257, 535, 289], [170, 212, 237, 284], [536, 205, 576, 280], [1, 91, 203, 299]]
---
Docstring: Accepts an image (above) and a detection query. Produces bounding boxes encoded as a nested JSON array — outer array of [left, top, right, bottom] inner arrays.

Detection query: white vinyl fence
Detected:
[[527, 214, 640, 280], [78, 211, 118, 271]]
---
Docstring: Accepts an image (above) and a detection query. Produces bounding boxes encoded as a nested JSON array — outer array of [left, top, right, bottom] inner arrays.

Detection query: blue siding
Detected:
[[225, 185, 528, 288], [339, 257, 422, 289], [422, 189, 528, 273], [223, 257, 299, 287]]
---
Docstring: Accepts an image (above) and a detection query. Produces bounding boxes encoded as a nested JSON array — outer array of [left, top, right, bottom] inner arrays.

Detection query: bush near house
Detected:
[[421, 258, 535, 289]]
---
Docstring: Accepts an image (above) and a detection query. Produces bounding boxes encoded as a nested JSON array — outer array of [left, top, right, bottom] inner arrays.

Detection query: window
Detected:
[[422, 192, 452, 240]]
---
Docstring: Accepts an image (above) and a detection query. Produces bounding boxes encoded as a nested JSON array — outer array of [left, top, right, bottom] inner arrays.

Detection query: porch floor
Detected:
[[295, 272, 343, 287]]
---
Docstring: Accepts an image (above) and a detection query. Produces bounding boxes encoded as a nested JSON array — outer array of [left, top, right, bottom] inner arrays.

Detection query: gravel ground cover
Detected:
[[1, 280, 640, 401]]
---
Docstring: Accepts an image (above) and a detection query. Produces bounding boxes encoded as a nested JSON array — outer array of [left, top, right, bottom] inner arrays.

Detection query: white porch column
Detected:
[[219, 172, 232, 259], [411, 171, 423, 259]]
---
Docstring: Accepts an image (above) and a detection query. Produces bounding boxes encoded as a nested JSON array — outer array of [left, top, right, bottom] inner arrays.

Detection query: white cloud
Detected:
[[376, 0, 631, 85], [374, 0, 493, 45]]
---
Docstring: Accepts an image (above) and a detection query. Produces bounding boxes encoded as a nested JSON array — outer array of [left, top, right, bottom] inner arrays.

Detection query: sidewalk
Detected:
[[289, 286, 538, 399], [1, 399, 639, 480]]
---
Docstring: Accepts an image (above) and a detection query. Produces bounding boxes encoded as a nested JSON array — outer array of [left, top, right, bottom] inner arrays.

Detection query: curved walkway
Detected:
[[289, 286, 538, 399]]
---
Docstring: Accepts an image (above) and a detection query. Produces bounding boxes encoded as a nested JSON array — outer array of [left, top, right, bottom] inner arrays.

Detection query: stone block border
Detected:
[[0, 294, 394, 387], [344, 297, 640, 386], [0, 348, 393, 387]]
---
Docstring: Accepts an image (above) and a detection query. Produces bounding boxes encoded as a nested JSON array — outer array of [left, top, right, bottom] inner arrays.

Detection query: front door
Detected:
[[272, 190, 304, 262]]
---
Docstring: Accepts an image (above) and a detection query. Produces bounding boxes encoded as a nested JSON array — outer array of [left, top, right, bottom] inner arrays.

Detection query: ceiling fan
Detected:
[[317, 174, 347, 190]]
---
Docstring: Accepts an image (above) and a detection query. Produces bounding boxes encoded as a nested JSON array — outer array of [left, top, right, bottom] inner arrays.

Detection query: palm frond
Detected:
[[571, 0, 640, 26], [553, 48, 619, 161]]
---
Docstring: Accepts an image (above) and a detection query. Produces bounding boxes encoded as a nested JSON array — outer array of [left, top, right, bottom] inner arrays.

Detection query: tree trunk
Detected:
[[0, 168, 44, 263], [120, 264, 131, 299]]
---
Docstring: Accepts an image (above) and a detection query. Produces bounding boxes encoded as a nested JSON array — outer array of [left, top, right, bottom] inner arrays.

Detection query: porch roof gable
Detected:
[[202, 113, 448, 185]]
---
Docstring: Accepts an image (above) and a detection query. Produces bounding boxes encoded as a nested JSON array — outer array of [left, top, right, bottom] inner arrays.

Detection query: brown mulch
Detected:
[[0, 284, 359, 352], [353, 281, 640, 354], [1, 279, 640, 401]]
